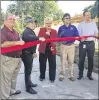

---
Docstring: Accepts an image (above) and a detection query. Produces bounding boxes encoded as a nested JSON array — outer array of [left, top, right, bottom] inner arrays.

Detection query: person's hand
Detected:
[[16, 40, 25, 45], [96, 34, 99, 38], [50, 47, 54, 51], [75, 37, 79, 40], [39, 37, 45, 42], [33, 53, 37, 58], [46, 31, 50, 36], [81, 38, 86, 42]]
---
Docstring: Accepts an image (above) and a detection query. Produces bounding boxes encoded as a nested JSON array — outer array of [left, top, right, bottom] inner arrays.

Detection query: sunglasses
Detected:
[[64, 18, 71, 20]]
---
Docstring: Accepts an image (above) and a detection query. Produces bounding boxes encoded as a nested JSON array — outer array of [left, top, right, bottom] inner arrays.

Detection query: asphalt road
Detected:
[[11, 53, 98, 99]]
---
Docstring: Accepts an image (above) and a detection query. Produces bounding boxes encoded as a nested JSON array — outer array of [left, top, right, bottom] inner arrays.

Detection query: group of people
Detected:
[[1, 11, 98, 99]]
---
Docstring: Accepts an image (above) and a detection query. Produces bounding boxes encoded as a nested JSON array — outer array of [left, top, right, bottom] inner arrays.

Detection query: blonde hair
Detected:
[[44, 17, 53, 23]]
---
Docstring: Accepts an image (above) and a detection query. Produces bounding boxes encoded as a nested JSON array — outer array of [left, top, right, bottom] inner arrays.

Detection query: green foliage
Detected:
[[43, 1, 63, 20], [6, 1, 64, 34], [6, 1, 64, 26], [7, 4, 16, 14], [14, 19, 24, 34], [0, 9, 5, 26], [83, 0, 98, 18]]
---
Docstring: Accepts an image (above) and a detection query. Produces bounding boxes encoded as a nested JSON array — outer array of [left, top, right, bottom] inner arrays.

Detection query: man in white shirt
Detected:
[[77, 11, 98, 80]]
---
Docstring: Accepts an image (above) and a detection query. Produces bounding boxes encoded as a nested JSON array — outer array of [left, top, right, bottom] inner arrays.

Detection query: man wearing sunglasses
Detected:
[[58, 13, 79, 81], [1, 14, 25, 99]]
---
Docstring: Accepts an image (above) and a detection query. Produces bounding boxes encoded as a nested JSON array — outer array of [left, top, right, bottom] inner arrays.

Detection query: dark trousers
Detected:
[[21, 52, 33, 90], [78, 41, 95, 77], [39, 51, 56, 81]]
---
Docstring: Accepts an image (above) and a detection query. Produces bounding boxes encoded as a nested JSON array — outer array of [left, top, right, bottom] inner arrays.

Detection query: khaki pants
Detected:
[[60, 44, 75, 78], [1, 55, 21, 99]]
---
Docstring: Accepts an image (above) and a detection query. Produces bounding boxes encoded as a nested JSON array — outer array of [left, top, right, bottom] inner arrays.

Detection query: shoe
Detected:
[[26, 88, 37, 94], [59, 77, 64, 81], [39, 78, 44, 81], [77, 76, 83, 80], [50, 80, 54, 83], [87, 76, 93, 80], [69, 77, 75, 81], [10, 90, 21, 96], [30, 83, 37, 87]]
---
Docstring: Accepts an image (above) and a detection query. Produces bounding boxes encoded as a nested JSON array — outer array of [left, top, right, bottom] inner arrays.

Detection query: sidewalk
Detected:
[[11, 53, 98, 99]]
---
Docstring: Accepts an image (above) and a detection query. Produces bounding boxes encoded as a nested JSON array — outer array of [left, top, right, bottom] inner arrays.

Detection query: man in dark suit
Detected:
[[21, 17, 45, 94]]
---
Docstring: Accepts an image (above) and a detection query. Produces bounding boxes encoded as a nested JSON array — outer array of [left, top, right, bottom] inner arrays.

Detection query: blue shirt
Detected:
[[78, 21, 98, 41], [58, 24, 79, 44]]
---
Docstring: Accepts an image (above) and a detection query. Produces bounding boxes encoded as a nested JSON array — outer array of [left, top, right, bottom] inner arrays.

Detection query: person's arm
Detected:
[[23, 31, 39, 42], [47, 30, 57, 46], [32, 45, 37, 58], [1, 32, 25, 47], [74, 26, 79, 36], [38, 28, 44, 37], [58, 27, 63, 37], [94, 22, 99, 37], [1, 41, 25, 47], [33, 52, 37, 58], [53, 30, 58, 45], [78, 23, 86, 41], [78, 24, 82, 36], [37, 28, 46, 41], [73, 26, 80, 41]]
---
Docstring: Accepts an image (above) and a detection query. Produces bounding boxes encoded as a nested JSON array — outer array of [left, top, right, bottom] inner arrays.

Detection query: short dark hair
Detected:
[[62, 13, 71, 21], [83, 10, 90, 16]]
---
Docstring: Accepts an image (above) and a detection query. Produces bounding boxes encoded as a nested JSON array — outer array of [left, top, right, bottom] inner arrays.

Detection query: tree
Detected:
[[83, 0, 98, 18], [0, 9, 5, 26], [7, 1, 64, 25], [6, 1, 63, 34], [14, 19, 24, 34], [43, 1, 63, 21]]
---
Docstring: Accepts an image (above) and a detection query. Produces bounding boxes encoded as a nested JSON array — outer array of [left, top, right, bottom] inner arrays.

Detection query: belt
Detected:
[[62, 43, 74, 46], [22, 51, 33, 54], [81, 41, 94, 44], [3, 54, 20, 58]]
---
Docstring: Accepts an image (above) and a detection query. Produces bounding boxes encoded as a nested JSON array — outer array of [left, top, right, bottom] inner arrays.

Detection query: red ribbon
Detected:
[[1, 36, 98, 54]]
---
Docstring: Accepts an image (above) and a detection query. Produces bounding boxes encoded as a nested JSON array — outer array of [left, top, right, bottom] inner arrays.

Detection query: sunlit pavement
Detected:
[[11, 52, 98, 99]]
